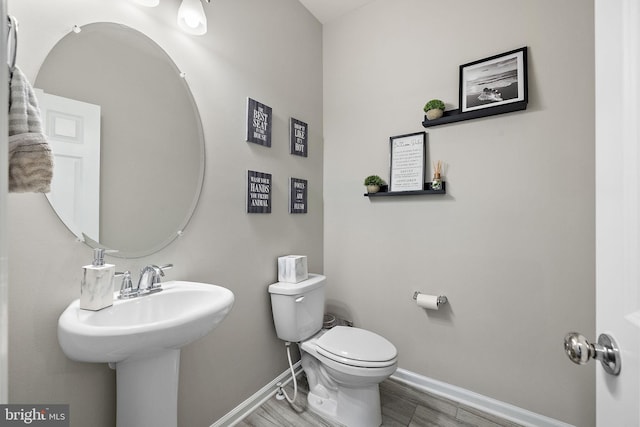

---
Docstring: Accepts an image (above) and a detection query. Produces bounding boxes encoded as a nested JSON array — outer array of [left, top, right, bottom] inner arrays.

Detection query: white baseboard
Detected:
[[210, 361, 302, 427], [210, 365, 574, 427], [391, 368, 574, 427]]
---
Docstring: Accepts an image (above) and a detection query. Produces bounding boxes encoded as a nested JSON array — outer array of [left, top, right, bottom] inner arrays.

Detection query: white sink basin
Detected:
[[58, 280, 234, 362], [57, 280, 234, 427]]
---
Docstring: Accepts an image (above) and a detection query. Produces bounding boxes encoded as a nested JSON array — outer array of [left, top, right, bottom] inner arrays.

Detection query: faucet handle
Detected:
[[151, 264, 173, 284], [117, 271, 137, 299], [158, 264, 173, 274]]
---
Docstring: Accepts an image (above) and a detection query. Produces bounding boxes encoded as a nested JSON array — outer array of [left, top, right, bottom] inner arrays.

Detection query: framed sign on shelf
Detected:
[[389, 131, 426, 192]]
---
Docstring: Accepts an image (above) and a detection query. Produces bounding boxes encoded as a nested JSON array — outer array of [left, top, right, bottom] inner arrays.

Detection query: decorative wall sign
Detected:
[[389, 132, 426, 192], [246, 98, 272, 147], [290, 118, 308, 157], [247, 170, 272, 213], [289, 178, 308, 214], [459, 47, 528, 113]]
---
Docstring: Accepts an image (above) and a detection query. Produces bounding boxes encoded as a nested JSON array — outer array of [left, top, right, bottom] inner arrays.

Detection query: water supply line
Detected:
[[276, 342, 299, 407]]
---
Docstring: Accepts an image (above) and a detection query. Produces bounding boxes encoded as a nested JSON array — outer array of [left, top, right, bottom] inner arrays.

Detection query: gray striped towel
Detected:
[[8, 66, 53, 193]]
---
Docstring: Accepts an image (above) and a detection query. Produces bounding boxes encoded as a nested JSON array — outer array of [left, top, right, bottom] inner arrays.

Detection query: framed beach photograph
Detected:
[[389, 132, 426, 192], [459, 47, 528, 113]]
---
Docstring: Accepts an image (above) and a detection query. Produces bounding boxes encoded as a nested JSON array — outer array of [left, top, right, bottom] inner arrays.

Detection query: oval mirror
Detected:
[[35, 23, 205, 258]]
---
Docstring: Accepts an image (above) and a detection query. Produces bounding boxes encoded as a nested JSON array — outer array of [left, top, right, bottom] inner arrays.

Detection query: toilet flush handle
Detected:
[[295, 296, 305, 303]]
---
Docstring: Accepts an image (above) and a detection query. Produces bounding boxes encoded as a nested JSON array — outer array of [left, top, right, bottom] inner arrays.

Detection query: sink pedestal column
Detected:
[[116, 349, 181, 427]]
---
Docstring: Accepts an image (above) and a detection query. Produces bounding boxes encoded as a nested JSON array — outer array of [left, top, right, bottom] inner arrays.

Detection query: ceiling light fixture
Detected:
[[132, 0, 160, 7], [131, 0, 211, 35], [177, 0, 210, 36]]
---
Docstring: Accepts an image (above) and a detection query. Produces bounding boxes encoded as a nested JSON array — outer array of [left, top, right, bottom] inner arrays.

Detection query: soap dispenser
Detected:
[[80, 248, 115, 311]]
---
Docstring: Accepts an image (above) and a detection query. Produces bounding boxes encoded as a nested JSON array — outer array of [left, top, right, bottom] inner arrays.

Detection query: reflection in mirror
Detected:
[[35, 23, 204, 258]]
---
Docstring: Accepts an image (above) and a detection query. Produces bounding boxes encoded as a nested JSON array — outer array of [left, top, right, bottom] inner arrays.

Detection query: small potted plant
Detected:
[[364, 175, 386, 194], [423, 99, 446, 120]]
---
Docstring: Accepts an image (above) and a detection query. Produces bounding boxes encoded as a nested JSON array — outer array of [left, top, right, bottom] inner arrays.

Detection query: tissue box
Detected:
[[278, 255, 308, 283]]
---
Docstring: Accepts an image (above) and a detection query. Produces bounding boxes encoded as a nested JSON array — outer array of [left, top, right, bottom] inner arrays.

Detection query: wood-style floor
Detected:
[[236, 375, 524, 427]]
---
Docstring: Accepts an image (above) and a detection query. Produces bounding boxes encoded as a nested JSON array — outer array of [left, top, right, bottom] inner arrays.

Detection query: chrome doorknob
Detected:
[[564, 332, 621, 376]]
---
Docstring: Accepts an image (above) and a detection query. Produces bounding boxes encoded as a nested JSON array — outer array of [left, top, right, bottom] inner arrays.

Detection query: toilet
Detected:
[[269, 274, 397, 427]]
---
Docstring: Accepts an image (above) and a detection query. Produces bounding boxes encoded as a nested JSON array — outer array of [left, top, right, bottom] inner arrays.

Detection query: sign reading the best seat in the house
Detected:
[[246, 98, 272, 147], [247, 170, 272, 213]]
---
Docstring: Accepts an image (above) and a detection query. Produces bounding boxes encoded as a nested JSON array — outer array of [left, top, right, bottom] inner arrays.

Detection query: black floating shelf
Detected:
[[365, 182, 446, 197], [422, 101, 527, 128]]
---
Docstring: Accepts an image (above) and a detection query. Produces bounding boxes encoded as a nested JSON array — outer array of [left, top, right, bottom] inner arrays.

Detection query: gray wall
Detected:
[[322, 1, 594, 426], [8, 1, 322, 426]]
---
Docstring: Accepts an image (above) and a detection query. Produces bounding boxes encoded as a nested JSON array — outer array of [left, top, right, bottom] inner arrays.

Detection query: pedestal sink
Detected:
[[57, 281, 234, 427]]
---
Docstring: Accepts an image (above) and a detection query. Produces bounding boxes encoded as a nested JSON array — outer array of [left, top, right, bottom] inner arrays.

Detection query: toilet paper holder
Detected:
[[412, 291, 448, 307]]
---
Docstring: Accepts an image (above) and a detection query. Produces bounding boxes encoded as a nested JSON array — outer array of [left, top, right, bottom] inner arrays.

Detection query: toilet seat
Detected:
[[315, 326, 397, 368]]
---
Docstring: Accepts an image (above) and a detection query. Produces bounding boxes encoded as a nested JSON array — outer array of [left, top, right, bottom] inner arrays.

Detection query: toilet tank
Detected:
[[268, 274, 326, 342]]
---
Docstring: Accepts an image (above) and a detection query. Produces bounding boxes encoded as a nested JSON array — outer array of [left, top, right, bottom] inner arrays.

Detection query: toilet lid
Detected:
[[316, 326, 397, 367]]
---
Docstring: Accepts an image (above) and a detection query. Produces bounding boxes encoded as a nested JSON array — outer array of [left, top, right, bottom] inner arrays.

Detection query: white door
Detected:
[[36, 89, 101, 242], [595, 0, 640, 425]]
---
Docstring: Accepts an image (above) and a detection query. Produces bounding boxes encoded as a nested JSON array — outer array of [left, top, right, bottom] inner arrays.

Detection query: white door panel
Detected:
[[36, 89, 101, 242], [595, 0, 640, 425]]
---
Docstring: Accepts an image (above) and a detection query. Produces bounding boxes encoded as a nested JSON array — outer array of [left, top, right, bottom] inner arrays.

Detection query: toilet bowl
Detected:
[[300, 326, 397, 427], [268, 274, 398, 427]]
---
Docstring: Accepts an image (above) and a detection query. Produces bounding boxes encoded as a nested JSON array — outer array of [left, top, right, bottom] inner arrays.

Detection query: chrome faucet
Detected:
[[137, 265, 164, 293], [117, 264, 173, 299]]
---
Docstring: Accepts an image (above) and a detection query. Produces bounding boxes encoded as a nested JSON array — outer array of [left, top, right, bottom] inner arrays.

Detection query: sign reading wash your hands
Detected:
[[247, 170, 272, 213]]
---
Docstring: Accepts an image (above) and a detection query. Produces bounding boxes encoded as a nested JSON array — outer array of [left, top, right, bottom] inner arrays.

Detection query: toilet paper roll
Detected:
[[416, 294, 440, 310]]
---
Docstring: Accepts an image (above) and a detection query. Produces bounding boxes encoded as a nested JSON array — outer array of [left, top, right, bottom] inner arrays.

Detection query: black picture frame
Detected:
[[290, 118, 308, 157], [459, 47, 528, 114], [389, 131, 426, 192], [289, 177, 308, 214], [247, 170, 272, 213], [246, 98, 272, 147]]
